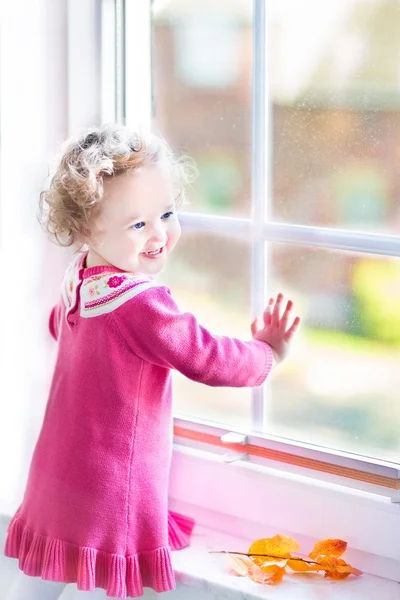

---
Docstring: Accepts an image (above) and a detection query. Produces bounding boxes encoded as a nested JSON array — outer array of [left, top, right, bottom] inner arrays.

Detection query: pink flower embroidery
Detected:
[[107, 275, 126, 288], [88, 287, 96, 298]]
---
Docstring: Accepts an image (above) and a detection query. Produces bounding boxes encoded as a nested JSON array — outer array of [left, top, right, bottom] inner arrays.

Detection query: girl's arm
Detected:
[[111, 285, 274, 388]]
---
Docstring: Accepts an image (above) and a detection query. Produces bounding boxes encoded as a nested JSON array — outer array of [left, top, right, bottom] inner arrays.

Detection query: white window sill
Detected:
[[169, 446, 400, 582], [171, 524, 400, 600]]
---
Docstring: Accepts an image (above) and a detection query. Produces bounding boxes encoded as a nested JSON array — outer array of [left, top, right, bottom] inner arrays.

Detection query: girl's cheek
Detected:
[[170, 230, 181, 248], [173, 220, 182, 241]]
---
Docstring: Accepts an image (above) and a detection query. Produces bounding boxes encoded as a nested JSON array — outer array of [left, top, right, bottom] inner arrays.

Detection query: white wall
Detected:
[[0, 0, 101, 516]]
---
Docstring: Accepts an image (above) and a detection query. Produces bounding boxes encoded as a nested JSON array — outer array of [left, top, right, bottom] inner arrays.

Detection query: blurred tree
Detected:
[[352, 258, 400, 343]]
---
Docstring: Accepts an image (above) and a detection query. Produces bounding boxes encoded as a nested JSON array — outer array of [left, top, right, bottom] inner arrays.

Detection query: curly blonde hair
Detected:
[[39, 124, 196, 247]]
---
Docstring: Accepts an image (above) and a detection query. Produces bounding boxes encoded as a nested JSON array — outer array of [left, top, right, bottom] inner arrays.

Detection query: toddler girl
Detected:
[[4, 125, 300, 599]]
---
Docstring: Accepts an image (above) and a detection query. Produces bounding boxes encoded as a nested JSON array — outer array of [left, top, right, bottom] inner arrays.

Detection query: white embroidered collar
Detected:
[[61, 253, 157, 318]]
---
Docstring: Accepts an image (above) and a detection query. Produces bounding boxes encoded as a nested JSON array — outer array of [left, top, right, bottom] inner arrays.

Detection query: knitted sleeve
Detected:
[[111, 285, 274, 388]]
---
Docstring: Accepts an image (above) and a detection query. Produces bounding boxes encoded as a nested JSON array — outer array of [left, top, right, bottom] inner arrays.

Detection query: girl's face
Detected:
[[86, 164, 181, 275]]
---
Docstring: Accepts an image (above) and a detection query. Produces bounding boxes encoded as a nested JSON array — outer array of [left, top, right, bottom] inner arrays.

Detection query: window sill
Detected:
[[169, 446, 400, 582], [171, 524, 400, 600]]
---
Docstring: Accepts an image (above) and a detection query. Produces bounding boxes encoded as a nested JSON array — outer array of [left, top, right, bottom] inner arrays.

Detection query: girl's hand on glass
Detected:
[[251, 293, 300, 364]]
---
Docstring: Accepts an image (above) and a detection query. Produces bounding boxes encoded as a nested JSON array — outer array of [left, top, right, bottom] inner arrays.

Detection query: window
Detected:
[[112, 0, 400, 499]]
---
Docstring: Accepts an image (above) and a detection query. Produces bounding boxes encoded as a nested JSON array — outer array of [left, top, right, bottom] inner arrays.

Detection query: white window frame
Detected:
[[100, 0, 400, 580]]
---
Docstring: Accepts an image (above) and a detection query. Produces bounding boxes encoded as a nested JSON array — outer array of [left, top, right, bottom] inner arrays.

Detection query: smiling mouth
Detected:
[[141, 247, 164, 257]]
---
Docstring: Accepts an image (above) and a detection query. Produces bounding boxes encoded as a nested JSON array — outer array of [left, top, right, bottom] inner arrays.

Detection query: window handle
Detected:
[[221, 432, 248, 463]]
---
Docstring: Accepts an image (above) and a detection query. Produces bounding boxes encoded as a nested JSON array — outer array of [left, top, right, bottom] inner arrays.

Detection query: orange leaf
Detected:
[[259, 559, 288, 570], [287, 559, 320, 572], [248, 563, 286, 585], [226, 554, 254, 577], [325, 569, 351, 580], [217, 534, 361, 587], [317, 556, 340, 570], [269, 566, 286, 584], [337, 566, 363, 577], [319, 556, 348, 580], [318, 556, 362, 580], [247, 563, 275, 584], [309, 539, 347, 560], [334, 558, 362, 577], [249, 535, 300, 559]]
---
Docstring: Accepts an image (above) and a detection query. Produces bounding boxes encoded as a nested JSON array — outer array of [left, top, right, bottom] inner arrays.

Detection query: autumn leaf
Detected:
[[287, 559, 320, 573], [309, 539, 347, 560], [335, 562, 363, 578], [226, 553, 254, 577], [337, 563, 362, 576], [216, 533, 361, 586], [316, 555, 339, 570], [272, 568, 287, 584], [247, 563, 275, 584], [248, 563, 286, 585], [316, 556, 362, 580], [249, 535, 300, 560], [258, 559, 288, 570]]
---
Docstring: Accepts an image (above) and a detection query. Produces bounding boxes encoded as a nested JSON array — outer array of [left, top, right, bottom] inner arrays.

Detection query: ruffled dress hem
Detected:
[[4, 510, 195, 598]]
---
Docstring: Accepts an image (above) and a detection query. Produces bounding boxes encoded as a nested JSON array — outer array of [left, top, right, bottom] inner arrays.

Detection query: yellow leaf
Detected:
[[226, 554, 254, 577], [309, 539, 347, 560], [249, 535, 300, 559]]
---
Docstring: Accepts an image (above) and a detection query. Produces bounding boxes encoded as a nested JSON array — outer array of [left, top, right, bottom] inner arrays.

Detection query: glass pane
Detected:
[[152, 0, 253, 217], [269, 0, 400, 233], [267, 242, 400, 463], [159, 230, 252, 429]]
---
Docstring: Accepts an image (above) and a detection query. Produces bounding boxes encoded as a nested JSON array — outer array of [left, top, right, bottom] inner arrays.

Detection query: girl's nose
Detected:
[[149, 224, 167, 245]]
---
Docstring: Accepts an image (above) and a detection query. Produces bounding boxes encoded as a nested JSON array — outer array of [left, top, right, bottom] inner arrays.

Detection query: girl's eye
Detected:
[[161, 211, 174, 220], [130, 221, 145, 230]]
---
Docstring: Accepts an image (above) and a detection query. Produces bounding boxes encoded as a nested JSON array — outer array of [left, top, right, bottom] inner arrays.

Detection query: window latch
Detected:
[[391, 489, 400, 504], [221, 432, 248, 463]]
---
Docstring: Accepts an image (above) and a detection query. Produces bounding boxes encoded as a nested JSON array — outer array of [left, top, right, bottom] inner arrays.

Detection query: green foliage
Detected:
[[352, 259, 400, 344]]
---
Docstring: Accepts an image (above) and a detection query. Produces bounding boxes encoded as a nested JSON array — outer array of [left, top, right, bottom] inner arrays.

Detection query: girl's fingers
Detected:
[[263, 297, 274, 327], [284, 316, 301, 342], [272, 293, 283, 327], [251, 318, 259, 336], [279, 299, 292, 330]]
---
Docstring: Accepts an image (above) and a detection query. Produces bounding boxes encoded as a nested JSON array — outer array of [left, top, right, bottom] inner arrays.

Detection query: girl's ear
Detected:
[[80, 215, 104, 248], [84, 231, 106, 250]]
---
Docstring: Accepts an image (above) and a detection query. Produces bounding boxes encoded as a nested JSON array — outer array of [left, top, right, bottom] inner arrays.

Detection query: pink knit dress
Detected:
[[4, 253, 274, 597]]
